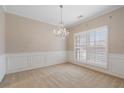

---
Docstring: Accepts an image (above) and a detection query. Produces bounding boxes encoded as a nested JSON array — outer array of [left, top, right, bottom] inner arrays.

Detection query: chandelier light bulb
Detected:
[[53, 5, 69, 39]]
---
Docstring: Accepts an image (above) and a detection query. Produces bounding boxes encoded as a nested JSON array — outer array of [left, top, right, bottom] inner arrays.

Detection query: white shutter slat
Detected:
[[74, 26, 108, 68]]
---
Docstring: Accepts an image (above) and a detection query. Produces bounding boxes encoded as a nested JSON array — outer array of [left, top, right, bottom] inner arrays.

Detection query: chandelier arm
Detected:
[[60, 5, 63, 24], [53, 5, 69, 40]]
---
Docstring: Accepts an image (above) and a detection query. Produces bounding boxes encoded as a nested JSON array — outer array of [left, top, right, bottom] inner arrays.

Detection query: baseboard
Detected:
[[6, 51, 67, 74], [67, 51, 124, 79]]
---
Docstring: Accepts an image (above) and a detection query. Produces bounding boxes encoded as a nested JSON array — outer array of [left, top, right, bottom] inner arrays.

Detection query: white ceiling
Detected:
[[3, 5, 123, 27]]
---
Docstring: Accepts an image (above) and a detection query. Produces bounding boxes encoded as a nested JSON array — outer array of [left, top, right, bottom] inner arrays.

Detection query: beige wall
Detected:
[[0, 7, 5, 55], [67, 7, 124, 54], [5, 7, 124, 54], [5, 13, 67, 53]]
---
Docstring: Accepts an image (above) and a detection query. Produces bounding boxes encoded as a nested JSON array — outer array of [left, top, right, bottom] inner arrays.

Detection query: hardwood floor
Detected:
[[0, 63, 124, 88]]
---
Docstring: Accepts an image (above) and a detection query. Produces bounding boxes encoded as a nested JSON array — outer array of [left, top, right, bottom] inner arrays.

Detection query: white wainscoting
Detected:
[[6, 51, 67, 74], [67, 51, 124, 79], [109, 54, 124, 76], [4, 51, 124, 78], [67, 51, 74, 62], [0, 54, 6, 82]]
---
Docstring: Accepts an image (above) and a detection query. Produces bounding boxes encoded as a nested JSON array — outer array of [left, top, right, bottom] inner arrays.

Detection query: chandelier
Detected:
[[53, 5, 69, 39]]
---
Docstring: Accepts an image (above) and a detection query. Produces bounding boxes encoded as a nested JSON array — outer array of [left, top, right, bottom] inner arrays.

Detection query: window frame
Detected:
[[74, 25, 108, 69]]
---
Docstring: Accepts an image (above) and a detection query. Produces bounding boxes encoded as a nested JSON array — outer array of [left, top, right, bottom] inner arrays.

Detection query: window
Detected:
[[74, 26, 108, 68], [74, 32, 87, 63]]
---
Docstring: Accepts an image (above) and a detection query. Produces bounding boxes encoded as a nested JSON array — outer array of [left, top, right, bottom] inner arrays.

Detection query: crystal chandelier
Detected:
[[53, 5, 69, 39]]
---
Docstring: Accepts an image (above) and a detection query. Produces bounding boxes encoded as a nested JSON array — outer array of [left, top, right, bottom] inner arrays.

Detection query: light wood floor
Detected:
[[0, 63, 124, 88]]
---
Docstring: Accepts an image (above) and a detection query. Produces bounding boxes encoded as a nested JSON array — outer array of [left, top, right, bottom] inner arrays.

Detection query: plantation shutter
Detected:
[[74, 26, 108, 68]]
